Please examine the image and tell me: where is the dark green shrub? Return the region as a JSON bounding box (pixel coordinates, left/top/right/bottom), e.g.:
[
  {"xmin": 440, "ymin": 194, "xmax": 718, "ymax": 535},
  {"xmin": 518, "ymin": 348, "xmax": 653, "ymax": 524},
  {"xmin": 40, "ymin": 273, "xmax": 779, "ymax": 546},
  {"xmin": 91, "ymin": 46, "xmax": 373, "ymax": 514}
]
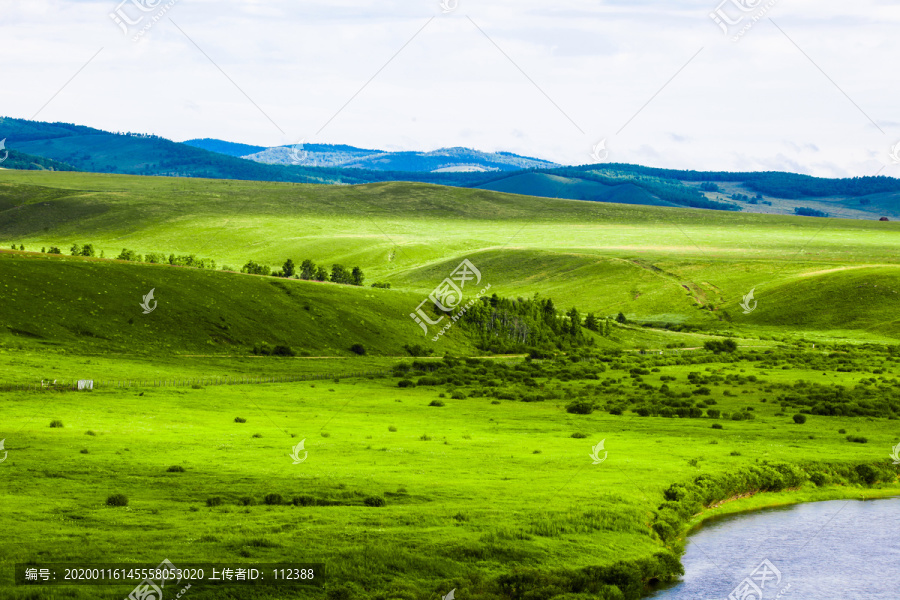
[
  {"xmin": 238, "ymin": 496, "xmax": 257, "ymax": 506},
  {"xmin": 706, "ymin": 409, "xmax": 721, "ymax": 419},
  {"xmin": 234, "ymin": 417, "xmax": 246, "ymax": 423},
  {"xmin": 49, "ymin": 420, "xmax": 64, "ymax": 428},
  {"xmin": 451, "ymin": 391, "xmax": 466, "ymax": 400},
  {"xmin": 292, "ymin": 495, "xmax": 316, "ymax": 506},
  {"xmin": 167, "ymin": 465, "xmax": 186, "ymax": 472},
  {"xmin": 206, "ymin": 497, "xmax": 223, "ymax": 507},
  {"xmin": 571, "ymin": 433, "xmax": 588, "ymax": 439},
  {"xmin": 566, "ymin": 400, "xmax": 595, "ymax": 415},
  {"xmin": 809, "ymin": 472, "xmax": 827, "ymax": 487},
  {"xmin": 106, "ymin": 494, "xmax": 129, "ymax": 507},
  {"xmin": 429, "ymin": 400, "xmax": 445, "ymax": 407},
  {"xmin": 264, "ymin": 493, "xmax": 284, "ymax": 505},
  {"xmin": 350, "ymin": 344, "xmax": 366, "ymax": 355},
  {"xmin": 398, "ymin": 379, "xmax": 414, "ymax": 388},
  {"xmin": 792, "ymin": 414, "xmax": 807, "ymax": 424},
  {"xmin": 711, "ymin": 423, "xmax": 723, "ymax": 429},
  {"xmin": 363, "ymin": 496, "xmax": 386, "ymax": 507},
  {"xmin": 846, "ymin": 435, "xmax": 868, "ymax": 443}
]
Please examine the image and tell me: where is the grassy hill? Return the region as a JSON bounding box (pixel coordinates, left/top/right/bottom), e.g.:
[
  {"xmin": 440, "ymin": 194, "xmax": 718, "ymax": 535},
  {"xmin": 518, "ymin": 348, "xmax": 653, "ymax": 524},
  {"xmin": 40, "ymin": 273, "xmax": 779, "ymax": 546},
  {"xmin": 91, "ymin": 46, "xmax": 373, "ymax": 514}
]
[
  {"xmin": 2, "ymin": 170, "xmax": 899, "ymax": 342},
  {"xmin": 0, "ymin": 250, "xmax": 479, "ymax": 357}
]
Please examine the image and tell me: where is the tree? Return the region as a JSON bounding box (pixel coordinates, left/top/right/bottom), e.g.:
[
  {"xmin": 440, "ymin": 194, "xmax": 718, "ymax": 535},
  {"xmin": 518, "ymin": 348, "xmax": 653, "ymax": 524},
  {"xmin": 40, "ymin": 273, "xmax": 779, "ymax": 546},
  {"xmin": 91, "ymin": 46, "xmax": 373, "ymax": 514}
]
[
  {"xmin": 48, "ymin": 246, "xmax": 62, "ymax": 254},
  {"xmin": 70, "ymin": 244, "xmax": 82, "ymax": 256},
  {"xmin": 80, "ymin": 244, "xmax": 95, "ymax": 257},
  {"xmin": 314, "ymin": 266, "xmax": 329, "ymax": 281},
  {"xmin": 41, "ymin": 247, "xmax": 46, "ymax": 253},
  {"xmin": 566, "ymin": 307, "xmax": 582, "ymax": 334},
  {"xmin": 117, "ymin": 249, "xmax": 142, "ymax": 262},
  {"xmin": 584, "ymin": 313, "xmax": 599, "ymax": 332},
  {"xmin": 792, "ymin": 414, "xmax": 807, "ymax": 424},
  {"xmin": 19, "ymin": 244, "xmax": 24, "ymax": 251},
  {"xmin": 616, "ymin": 312, "xmax": 627, "ymax": 324},
  {"xmin": 330, "ymin": 264, "xmax": 350, "ymax": 284},
  {"xmin": 300, "ymin": 259, "xmax": 316, "ymax": 280},
  {"xmin": 241, "ymin": 260, "xmax": 270, "ymax": 276},
  {"xmin": 282, "ymin": 258, "xmax": 296, "ymax": 278},
  {"xmin": 351, "ymin": 266, "xmax": 364, "ymax": 286}
]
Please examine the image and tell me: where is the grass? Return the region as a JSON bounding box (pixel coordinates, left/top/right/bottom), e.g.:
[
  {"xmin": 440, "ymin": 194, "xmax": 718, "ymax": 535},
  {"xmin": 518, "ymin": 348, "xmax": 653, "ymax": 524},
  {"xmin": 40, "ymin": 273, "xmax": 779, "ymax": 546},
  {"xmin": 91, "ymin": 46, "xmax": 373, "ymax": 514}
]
[
  {"xmin": 1, "ymin": 353, "xmax": 898, "ymax": 598},
  {"xmin": 1, "ymin": 170, "xmax": 899, "ymax": 599}
]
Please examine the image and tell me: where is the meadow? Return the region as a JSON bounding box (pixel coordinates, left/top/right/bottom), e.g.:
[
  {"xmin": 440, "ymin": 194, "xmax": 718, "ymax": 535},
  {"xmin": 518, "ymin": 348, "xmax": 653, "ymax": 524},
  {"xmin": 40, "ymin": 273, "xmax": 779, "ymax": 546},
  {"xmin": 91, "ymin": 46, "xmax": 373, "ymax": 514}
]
[{"xmin": 0, "ymin": 170, "xmax": 898, "ymax": 599}]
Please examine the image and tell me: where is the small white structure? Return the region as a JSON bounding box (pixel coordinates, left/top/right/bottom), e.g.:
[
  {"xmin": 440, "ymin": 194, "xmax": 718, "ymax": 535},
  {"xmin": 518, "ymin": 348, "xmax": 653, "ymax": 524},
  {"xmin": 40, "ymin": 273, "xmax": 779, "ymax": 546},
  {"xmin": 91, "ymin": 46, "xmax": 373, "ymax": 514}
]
[{"xmin": 77, "ymin": 380, "xmax": 94, "ymax": 391}]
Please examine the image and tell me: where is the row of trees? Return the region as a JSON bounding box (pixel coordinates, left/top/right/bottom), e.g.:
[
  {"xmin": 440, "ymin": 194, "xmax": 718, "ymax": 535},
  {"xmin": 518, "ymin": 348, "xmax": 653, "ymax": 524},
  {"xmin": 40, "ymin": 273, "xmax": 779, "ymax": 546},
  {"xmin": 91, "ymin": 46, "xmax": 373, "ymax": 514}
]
[
  {"xmin": 243, "ymin": 258, "xmax": 366, "ymax": 286},
  {"xmin": 9, "ymin": 243, "xmax": 385, "ymax": 288}
]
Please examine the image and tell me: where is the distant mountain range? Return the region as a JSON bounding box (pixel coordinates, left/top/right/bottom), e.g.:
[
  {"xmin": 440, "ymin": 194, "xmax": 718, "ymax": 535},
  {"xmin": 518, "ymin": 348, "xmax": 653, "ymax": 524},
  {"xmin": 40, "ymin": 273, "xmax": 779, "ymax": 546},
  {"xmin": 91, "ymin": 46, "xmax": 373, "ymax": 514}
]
[
  {"xmin": 2, "ymin": 116, "xmax": 899, "ymax": 220},
  {"xmin": 183, "ymin": 139, "xmax": 559, "ymax": 172}
]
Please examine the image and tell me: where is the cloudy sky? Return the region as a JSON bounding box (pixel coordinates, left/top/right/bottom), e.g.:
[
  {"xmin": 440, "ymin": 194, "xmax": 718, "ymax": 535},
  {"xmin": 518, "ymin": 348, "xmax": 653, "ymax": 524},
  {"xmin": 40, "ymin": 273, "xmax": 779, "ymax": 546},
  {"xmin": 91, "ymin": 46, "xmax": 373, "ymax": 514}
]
[{"xmin": 3, "ymin": 0, "xmax": 898, "ymax": 176}]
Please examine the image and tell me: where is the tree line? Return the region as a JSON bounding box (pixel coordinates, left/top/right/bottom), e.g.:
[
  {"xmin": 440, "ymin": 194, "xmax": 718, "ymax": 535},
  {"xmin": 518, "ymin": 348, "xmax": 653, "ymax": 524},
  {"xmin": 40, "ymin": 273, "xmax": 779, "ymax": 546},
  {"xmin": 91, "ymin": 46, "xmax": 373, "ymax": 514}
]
[{"xmin": 11, "ymin": 244, "xmax": 381, "ymax": 287}]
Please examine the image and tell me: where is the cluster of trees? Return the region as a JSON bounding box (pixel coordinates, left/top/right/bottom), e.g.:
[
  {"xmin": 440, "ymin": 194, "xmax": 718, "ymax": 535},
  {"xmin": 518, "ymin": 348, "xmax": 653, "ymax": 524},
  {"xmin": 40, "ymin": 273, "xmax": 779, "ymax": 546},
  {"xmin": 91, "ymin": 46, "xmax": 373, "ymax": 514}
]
[
  {"xmin": 794, "ymin": 207, "xmax": 828, "ymax": 217},
  {"xmin": 433, "ymin": 293, "xmax": 618, "ymax": 353},
  {"xmin": 244, "ymin": 258, "xmax": 366, "ymax": 286}
]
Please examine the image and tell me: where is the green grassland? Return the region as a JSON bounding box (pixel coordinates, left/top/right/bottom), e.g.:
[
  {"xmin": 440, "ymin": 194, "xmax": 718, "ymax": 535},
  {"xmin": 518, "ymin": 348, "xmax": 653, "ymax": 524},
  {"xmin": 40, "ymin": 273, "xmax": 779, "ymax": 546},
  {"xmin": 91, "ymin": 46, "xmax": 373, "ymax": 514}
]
[
  {"xmin": 2, "ymin": 171, "xmax": 899, "ymax": 344},
  {"xmin": 2, "ymin": 351, "xmax": 898, "ymax": 599},
  {"xmin": 1, "ymin": 170, "xmax": 899, "ymax": 600}
]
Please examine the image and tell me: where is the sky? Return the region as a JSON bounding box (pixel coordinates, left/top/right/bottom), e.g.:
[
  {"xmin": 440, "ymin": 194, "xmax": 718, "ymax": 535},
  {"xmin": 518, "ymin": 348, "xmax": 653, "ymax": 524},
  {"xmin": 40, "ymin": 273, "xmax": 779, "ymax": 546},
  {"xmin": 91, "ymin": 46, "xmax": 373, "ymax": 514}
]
[{"xmin": 2, "ymin": 0, "xmax": 899, "ymax": 176}]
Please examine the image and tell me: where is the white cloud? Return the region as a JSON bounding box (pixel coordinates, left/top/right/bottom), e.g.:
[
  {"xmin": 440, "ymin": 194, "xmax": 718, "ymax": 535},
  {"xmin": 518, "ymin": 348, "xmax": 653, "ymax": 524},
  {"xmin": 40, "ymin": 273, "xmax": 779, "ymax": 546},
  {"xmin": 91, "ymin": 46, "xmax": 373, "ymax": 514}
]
[{"xmin": 0, "ymin": 0, "xmax": 897, "ymax": 176}]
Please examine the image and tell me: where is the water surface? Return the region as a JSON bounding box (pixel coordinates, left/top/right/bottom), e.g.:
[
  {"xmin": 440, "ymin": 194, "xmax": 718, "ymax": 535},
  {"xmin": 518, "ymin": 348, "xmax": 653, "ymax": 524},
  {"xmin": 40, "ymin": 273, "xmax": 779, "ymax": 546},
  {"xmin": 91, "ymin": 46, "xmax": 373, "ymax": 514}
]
[{"xmin": 648, "ymin": 498, "xmax": 900, "ymax": 599}]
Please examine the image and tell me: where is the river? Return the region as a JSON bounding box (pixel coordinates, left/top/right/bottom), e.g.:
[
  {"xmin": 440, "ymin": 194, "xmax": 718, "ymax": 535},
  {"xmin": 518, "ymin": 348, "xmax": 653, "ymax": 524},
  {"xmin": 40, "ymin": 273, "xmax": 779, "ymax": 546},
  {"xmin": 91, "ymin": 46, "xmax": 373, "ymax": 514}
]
[{"xmin": 648, "ymin": 498, "xmax": 900, "ymax": 600}]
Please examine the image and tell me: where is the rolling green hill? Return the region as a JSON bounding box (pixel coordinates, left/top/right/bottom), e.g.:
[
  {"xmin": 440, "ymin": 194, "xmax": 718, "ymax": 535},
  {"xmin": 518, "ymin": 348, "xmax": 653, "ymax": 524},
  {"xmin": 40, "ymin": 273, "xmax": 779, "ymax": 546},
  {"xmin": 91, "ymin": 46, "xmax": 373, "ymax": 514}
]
[
  {"xmin": 0, "ymin": 250, "xmax": 479, "ymax": 356},
  {"xmin": 1, "ymin": 170, "xmax": 899, "ymax": 344}
]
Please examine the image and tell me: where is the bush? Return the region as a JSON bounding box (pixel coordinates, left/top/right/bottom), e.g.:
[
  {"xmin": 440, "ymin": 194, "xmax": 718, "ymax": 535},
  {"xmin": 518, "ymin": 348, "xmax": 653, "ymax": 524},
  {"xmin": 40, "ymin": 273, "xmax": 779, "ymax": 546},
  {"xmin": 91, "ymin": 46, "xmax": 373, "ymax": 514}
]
[
  {"xmin": 388, "ymin": 426, "xmax": 397, "ymax": 432},
  {"xmin": 272, "ymin": 345, "xmax": 295, "ymax": 357},
  {"xmin": 166, "ymin": 465, "xmax": 186, "ymax": 473},
  {"xmin": 706, "ymin": 409, "xmax": 721, "ymax": 419},
  {"xmin": 85, "ymin": 430, "xmax": 96, "ymax": 436},
  {"xmin": 711, "ymin": 423, "xmax": 723, "ymax": 429},
  {"xmin": 106, "ymin": 494, "xmax": 129, "ymax": 507},
  {"xmin": 80, "ymin": 449, "xmax": 89, "ymax": 454},
  {"xmin": 238, "ymin": 496, "xmax": 257, "ymax": 506},
  {"xmin": 363, "ymin": 496, "xmax": 386, "ymax": 507},
  {"xmin": 206, "ymin": 497, "xmax": 223, "ymax": 507},
  {"xmin": 429, "ymin": 400, "xmax": 445, "ymax": 407},
  {"xmin": 349, "ymin": 343, "xmax": 366, "ymax": 355},
  {"xmin": 731, "ymin": 413, "xmax": 744, "ymax": 421},
  {"xmin": 49, "ymin": 420, "xmax": 64, "ymax": 428},
  {"xmin": 810, "ymin": 472, "xmax": 827, "ymax": 487},
  {"xmin": 234, "ymin": 417, "xmax": 246, "ymax": 423},
  {"xmin": 792, "ymin": 414, "xmax": 807, "ymax": 424},
  {"xmin": 451, "ymin": 391, "xmax": 467, "ymax": 400},
  {"xmin": 566, "ymin": 400, "xmax": 595, "ymax": 415},
  {"xmin": 704, "ymin": 339, "xmax": 738, "ymax": 353},
  {"xmin": 846, "ymin": 435, "xmax": 868, "ymax": 444},
  {"xmin": 264, "ymin": 493, "xmax": 284, "ymax": 505},
  {"xmin": 571, "ymin": 432, "xmax": 588, "ymax": 439},
  {"xmin": 397, "ymin": 379, "xmax": 414, "ymax": 388}
]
